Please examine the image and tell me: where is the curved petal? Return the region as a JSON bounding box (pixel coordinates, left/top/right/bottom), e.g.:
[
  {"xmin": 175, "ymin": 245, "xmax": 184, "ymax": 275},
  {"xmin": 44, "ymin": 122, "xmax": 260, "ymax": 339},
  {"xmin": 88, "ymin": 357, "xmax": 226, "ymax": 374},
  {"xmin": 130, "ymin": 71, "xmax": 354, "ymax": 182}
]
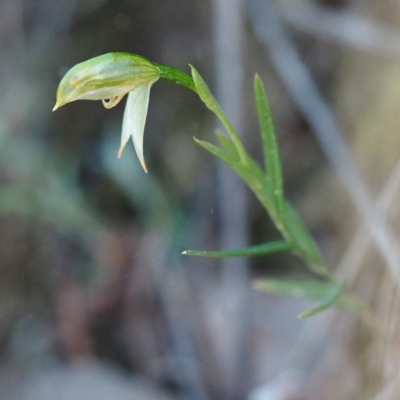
[
  {"xmin": 102, "ymin": 94, "xmax": 126, "ymax": 109},
  {"xmin": 119, "ymin": 81, "xmax": 156, "ymax": 172}
]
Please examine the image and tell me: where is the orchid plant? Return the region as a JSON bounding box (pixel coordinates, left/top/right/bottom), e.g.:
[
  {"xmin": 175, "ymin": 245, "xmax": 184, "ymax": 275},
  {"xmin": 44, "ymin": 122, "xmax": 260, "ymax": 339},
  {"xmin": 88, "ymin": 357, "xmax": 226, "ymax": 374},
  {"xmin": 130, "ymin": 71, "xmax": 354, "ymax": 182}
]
[{"xmin": 53, "ymin": 52, "xmax": 366, "ymax": 319}]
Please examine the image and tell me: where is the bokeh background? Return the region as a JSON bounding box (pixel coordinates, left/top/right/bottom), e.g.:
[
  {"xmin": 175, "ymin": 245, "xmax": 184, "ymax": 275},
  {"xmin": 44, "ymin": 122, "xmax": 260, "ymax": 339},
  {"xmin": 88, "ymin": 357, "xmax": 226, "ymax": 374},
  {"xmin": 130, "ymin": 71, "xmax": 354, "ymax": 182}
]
[{"xmin": 2, "ymin": 0, "xmax": 400, "ymax": 399}]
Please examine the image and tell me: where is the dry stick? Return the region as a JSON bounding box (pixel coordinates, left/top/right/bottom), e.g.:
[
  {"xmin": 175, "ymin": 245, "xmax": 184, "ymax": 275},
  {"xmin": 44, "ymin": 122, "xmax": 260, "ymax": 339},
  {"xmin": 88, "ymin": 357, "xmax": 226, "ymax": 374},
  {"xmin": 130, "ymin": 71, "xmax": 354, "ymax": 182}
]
[
  {"xmin": 336, "ymin": 159, "xmax": 400, "ymax": 367},
  {"xmin": 337, "ymin": 158, "xmax": 400, "ymax": 384},
  {"xmin": 246, "ymin": 0, "xmax": 400, "ymax": 385},
  {"xmin": 336, "ymin": 157, "xmax": 400, "ymax": 279},
  {"xmin": 382, "ymin": 276, "xmax": 400, "ymax": 379},
  {"xmin": 247, "ymin": 0, "xmax": 400, "ymax": 285},
  {"xmin": 279, "ymin": 0, "xmax": 400, "ymax": 58},
  {"xmin": 211, "ymin": 1, "xmax": 251, "ymax": 397},
  {"xmin": 136, "ymin": 232, "xmax": 210, "ymax": 400},
  {"xmin": 371, "ymin": 374, "xmax": 400, "ymax": 400},
  {"xmin": 279, "ymin": 158, "xmax": 400, "ymax": 395}
]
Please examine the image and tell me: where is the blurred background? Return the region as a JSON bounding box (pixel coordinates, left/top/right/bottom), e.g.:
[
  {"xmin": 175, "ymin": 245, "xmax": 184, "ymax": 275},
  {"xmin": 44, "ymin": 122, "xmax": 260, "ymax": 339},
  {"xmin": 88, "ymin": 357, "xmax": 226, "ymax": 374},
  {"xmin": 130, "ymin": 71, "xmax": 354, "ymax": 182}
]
[{"xmin": 2, "ymin": 0, "xmax": 400, "ymax": 399}]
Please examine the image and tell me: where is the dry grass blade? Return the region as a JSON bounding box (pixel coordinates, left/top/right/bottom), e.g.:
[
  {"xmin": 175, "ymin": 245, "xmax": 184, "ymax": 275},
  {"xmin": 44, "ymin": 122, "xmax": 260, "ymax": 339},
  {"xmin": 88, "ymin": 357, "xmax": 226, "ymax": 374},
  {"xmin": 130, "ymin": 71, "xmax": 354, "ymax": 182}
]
[{"xmin": 246, "ymin": 0, "xmax": 400, "ymax": 285}]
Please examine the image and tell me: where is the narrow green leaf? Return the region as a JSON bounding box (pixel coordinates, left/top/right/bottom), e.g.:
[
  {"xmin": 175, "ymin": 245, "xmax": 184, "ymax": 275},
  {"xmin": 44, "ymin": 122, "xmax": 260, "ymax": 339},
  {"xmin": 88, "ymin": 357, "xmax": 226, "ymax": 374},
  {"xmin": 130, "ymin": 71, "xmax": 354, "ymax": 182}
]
[
  {"xmin": 194, "ymin": 138, "xmax": 272, "ymax": 197},
  {"xmin": 215, "ymin": 129, "xmax": 238, "ymax": 157},
  {"xmin": 282, "ymin": 201, "xmax": 328, "ymax": 276},
  {"xmin": 193, "ymin": 137, "xmax": 284, "ymax": 230},
  {"xmin": 194, "ymin": 138, "xmax": 255, "ymax": 180},
  {"xmin": 194, "ymin": 138, "xmax": 329, "ymax": 279},
  {"xmin": 190, "ymin": 65, "xmax": 248, "ymax": 166},
  {"xmin": 183, "ymin": 240, "xmax": 294, "ymax": 258},
  {"xmin": 254, "ymin": 277, "xmax": 363, "ymax": 317},
  {"xmin": 254, "ymin": 277, "xmax": 334, "ymax": 300},
  {"xmin": 189, "ymin": 65, "xmax": 218, "ymax": 113},
  {"xmin": 298, "ymin": 283, "xmax": 343, "ymax": 318},
  {"xmin": 254, "ymin": 74, "xmax": 284, "ymax": 212}
]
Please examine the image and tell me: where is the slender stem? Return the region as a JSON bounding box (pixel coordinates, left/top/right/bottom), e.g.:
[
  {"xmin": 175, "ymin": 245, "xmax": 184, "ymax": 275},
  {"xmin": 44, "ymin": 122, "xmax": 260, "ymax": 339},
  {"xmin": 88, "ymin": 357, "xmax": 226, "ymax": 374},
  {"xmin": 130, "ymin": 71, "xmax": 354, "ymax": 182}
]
[
  {"xmin": 159, "ymin": 64, "xmax": 248, "ymax": 165},
  {"xmin": 190, "ymin": 65, "xmax": 249, "ymax": 166},
  {"xmin": 158, "ymin": 65, "xmax": 197, "ymax": 93},
  {"xmin": 240, "ymin": 171, "xmax": 335, "ymax": 280},
  {"xmin": 163, "ymin": 62, "xmax": 333, "ymax": 280},
  {"xmin": 213, "ymin": 103, "xmax": 249, "ymax": 166}
]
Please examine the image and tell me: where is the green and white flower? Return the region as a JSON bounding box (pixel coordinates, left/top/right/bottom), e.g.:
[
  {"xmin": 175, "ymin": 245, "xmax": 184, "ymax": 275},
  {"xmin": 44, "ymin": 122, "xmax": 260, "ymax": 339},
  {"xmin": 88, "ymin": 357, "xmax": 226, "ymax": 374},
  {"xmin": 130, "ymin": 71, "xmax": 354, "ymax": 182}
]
[
  {"xmin": 53, "ymin": 52, "xmax": 160, "ymax": 172},
  {"xmin": 54, "ymin": 52, "xmax": 197, "ymax": 172}
]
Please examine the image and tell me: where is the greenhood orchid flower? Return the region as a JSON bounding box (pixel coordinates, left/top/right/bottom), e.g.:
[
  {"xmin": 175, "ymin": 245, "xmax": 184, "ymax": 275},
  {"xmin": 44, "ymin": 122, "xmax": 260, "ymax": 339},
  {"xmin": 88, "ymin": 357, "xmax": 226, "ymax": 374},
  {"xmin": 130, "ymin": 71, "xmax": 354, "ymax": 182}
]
[
  {"xmin": 53, "ymin": 53, "xmax": 161, "ymax": 172},
  {"xmin": 53, "ymin": 52, "xmax": 197, "ymax": 172}
]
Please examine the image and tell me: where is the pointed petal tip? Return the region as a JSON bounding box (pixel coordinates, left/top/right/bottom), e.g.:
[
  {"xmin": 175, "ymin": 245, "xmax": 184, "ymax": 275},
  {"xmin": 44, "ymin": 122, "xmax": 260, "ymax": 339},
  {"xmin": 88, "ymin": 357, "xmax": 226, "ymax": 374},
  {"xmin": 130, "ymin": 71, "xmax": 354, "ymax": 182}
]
[
  {"xmin": 117, "ymin": 146, "xmax": 125, "ymax": 158},
  {"xmin": 52, "ymin": 104, "xmax": 59, "ymax": 111},
  {"xmin": 141, "ymin": 159, "xmax": 148, "ymax": 173},
  {"xmin": 118, "ymin": 146, "xmax": 148, "ymax": 172}
]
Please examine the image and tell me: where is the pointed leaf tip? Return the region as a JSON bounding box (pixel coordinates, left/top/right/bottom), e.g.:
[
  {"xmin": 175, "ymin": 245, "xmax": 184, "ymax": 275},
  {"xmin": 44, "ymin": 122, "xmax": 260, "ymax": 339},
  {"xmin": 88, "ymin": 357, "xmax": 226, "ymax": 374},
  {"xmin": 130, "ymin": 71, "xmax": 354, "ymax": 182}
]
[
  {"xmin": 254, "ymin": 74, "xmax": 284, "ymax": 213},
  {"xmin": 183, "ymin": 241, "xmax": 293, "ymax": 258}
]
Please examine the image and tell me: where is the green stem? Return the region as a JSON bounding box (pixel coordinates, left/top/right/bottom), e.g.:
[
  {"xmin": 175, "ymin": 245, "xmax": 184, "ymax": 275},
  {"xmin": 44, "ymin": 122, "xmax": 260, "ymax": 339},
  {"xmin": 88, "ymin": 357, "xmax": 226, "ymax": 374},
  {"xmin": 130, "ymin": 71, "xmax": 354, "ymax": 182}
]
[
  {"xmin": 158, "ymin": 65, "xmax": 197, "ymax": 93},
  {"xmin": 244, "ymin": 176, "xmax": 335, "ymax": 281},
  {"xmin": 213, "ymin": 104, "xmax": 249, "ymax": 166},
  {"xmin": 189, "ymin": 65, "xmax": 249, "ymax": 166}
]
